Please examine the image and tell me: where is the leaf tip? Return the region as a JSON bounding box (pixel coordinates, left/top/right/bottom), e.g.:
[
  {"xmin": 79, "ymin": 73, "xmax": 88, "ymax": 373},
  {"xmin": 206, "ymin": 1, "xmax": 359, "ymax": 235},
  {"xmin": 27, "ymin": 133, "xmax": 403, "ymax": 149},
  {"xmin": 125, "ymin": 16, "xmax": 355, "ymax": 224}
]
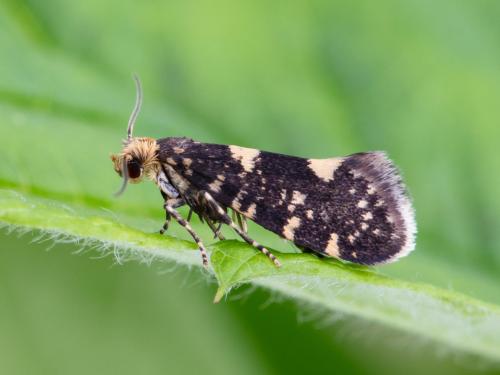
[{"xmin": 213, "ymin": 288, "xmax": 225, "ymax": 304}]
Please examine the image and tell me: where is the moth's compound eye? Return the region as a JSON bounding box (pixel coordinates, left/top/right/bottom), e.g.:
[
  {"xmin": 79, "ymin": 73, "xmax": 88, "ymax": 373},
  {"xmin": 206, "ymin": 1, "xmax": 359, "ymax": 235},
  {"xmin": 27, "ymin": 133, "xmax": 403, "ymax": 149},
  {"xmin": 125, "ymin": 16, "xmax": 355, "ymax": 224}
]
[{"xmin": 127, "ymin": 159, "xmax": 142, "ymax": 179}]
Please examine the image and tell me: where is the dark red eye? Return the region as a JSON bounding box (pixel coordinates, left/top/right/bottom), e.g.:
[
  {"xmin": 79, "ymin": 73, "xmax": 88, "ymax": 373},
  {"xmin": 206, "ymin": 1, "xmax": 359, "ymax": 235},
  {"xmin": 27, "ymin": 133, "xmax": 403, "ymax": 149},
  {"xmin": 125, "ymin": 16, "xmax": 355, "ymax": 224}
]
[{"xmin": 127, "ymin": 160, "xmax": 142, "ymax": 179}]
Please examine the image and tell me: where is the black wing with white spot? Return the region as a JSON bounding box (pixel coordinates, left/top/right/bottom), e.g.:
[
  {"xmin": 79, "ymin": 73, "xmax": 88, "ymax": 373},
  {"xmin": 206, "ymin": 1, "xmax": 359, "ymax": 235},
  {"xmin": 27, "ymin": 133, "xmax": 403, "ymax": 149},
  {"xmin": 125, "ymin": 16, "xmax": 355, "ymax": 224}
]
[{"xmin": 157, "ymin": 137, "xmax": 416, "ymax": 265}]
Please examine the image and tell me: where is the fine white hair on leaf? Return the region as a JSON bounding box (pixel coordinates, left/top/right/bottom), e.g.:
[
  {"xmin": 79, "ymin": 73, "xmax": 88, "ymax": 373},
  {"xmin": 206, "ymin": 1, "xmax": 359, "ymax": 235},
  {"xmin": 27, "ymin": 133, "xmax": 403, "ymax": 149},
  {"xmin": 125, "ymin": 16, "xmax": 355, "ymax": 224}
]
[
  {"xmin": 226, "ymin": 284, "xmax": 259, "ymax": 303},
  {"xmin": 0, "ymin": 222, "xmax": 204, "ymax": 271}
]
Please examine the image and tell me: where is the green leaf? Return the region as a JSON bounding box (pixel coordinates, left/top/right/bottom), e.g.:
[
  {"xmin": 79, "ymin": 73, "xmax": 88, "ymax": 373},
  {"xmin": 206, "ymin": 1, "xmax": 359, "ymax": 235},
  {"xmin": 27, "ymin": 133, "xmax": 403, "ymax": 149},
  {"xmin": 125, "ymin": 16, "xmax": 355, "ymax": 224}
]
[
  {"xmin": 0, "ymin": 190, "xmax": 200, "ymax": 266},
  {"xmin": 2, "ymin": 189, "xmax": 500, "ymax": 362},
  {"xmin": 3, "ymin": 2, "xmax": 500, "ymax": 371}
]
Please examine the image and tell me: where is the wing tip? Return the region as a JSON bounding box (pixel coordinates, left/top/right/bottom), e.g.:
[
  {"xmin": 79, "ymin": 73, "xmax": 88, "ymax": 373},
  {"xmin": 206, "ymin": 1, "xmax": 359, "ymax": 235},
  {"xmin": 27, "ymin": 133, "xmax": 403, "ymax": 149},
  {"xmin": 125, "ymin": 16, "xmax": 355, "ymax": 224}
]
[{"xmin": 345, "ymin": 151, "xmax": 417, "ymax": 263}]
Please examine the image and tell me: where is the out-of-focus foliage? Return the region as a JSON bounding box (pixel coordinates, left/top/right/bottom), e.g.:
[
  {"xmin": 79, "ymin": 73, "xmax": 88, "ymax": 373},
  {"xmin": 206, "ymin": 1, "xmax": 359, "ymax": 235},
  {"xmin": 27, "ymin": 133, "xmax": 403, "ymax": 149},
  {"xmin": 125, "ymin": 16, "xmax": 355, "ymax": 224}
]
[{"xmin": 1, "ymin": 1, "xmax": 500, "ymax": 374}]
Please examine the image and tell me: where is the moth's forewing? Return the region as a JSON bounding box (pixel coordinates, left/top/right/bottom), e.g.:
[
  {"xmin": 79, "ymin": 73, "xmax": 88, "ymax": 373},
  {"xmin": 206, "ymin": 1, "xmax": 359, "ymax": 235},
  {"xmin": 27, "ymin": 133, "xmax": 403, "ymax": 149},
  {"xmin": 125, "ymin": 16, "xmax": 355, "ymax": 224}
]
[{"xmin": 158, "ymin": 137, "xmax": 416, "ymax": 265}]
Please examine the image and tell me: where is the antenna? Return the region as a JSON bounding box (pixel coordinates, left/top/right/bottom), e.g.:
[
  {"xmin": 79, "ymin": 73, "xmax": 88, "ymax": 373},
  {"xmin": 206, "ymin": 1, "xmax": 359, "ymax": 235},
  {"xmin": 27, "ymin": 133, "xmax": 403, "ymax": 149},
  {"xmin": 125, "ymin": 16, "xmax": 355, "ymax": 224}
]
[
  {"xmin": 115, "ymin": 75, "xmax": 143, "ymax": 196},
  {"xmin": 127, "ymin": 74, "xmax": 143, "ymax": 141}
]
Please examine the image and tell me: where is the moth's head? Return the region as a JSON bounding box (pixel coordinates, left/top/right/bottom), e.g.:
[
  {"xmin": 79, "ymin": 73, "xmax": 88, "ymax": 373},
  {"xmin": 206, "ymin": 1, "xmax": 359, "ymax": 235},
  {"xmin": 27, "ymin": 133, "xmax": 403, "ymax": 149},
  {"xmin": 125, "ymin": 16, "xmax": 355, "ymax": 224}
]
[
  {"xmin": 111, "ymin": 76, "xmax": 160, "ymax": 196},
  {"xmin": 111, "ymin": 137, "xmax": 159, "ymax": 179}
]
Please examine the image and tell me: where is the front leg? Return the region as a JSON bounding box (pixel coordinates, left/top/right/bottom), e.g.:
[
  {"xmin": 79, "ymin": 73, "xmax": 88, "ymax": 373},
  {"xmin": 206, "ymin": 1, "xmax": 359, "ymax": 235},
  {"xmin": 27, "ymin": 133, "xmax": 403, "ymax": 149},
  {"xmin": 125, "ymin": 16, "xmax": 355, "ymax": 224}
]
[
  {"xmin": 157, "ymin": 169, "xmax": 182, "ymax": 235},
  {"xmin": 159, "ymin": 197, "xmax": 185, "ymax": 234}
]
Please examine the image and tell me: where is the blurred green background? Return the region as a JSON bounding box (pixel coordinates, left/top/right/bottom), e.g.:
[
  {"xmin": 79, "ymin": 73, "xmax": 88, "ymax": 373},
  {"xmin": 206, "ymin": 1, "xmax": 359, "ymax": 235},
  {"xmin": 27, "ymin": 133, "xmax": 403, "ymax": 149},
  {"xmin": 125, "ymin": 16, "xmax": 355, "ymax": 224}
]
[{"xmin": 1, "ymin": 0, "xmax": 500, "ymax": 374}]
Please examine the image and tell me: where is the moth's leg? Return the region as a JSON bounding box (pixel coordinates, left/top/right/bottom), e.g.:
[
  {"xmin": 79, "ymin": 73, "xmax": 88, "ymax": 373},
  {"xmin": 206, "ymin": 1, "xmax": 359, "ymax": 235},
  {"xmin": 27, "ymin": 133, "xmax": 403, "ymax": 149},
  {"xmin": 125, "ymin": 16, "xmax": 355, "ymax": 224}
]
[
  {"xmin": 206, "ymin": 218, "xmax": 225, "ymax": 240},
  {"xmin": 164, "ymin": 204, "xmax": 209, "ymax": 268},
  {"xmin": 159, "ymin": 197, "xmax": 185, "ymax": 235},
  {"xmin": 186, "ymin": 207, "xmax": 193, "ymax": 222},
  {"xmin": 231, "ymin": 210, "xmax": 247, "ymax": 233},
  {"xmin": 237, "ymin": 212, "xmax": 248, "ymax": 233},
  {"xmin": 202, "ymin": 191, "xmax": 281, "ymax": 267},
  {"xmin": 159, "ymin": 211, "xmax": 171, "ymax": 235},
  {"xmin": 215, "ymin": 222, "xmax": 224, "ymax": 239}
]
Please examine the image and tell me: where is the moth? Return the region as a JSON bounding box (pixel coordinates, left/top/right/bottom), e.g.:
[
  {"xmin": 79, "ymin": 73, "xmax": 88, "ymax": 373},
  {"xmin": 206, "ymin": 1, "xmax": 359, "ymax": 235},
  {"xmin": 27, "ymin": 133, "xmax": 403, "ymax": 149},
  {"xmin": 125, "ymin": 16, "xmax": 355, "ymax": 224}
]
[{"xmin": 111, "ymin": 77, "xmax": 416, "ymax": 268}]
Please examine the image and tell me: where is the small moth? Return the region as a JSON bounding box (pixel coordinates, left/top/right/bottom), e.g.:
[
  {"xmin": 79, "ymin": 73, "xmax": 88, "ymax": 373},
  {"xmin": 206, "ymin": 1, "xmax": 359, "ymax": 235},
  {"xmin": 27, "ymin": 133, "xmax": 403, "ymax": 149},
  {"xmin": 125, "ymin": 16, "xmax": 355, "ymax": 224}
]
[{"xmin": 111, "ymin": 76, "xmax": 416, "ymax": 268}]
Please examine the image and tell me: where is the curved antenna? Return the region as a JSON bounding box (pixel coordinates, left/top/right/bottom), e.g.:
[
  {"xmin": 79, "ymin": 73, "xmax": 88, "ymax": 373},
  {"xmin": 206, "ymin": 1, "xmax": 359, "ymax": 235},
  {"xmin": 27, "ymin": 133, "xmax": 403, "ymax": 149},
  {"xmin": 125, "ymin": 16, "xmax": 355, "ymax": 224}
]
[
  {"xmin": 114, "ymin": 158, "xmax": 129, "ymax": 197},
  {"xmin": 127, "ymin": 74, "xmax": 143, "ymax": 141}
]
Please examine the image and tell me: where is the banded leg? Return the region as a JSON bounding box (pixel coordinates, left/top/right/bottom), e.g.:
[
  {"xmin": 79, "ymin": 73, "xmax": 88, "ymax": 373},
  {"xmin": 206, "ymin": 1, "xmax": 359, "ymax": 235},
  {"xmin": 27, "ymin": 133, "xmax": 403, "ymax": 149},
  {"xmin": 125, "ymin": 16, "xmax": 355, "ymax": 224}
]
[
  {"xmin": 164, "ymin": 204, "xmax": 209, "ymax": 268},
  {"xmin": 238, "ymin": 213, "xmax": 248, "ymax": 233},
  {"xmin": 159, "ymin": 197, "xmax": 184, "ymax": 235},
  {"xmin": 215, "ymin": 222, "xmax": 224, "ymax": 239},
  {"xmin": 232, "ymin": 211, "xmax": 247, "ymax": 233},
  {"xmin": 206, "ymin": 218, "xmax": 225, "ymax": 240},
  {"xmin": 202, "ymin": 191, "xmax": 281, "ymax": 267},
  {"xmin": 159, "ymin": 211, "xmax": 171, "ymax": 235}
]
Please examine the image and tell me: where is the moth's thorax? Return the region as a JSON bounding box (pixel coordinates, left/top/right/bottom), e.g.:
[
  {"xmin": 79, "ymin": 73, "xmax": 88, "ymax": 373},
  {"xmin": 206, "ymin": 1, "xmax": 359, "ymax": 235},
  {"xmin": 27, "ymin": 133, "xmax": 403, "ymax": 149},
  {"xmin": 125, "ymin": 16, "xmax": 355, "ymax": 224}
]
[
  {"xmin": 157, "ymin": 136, "xmax": 200, "ymax": 192},
  {"xmin": 156, "ymin": 136, "xmax": 214, "ymax": 209},
  {"xmin": 157, "ymin": 136, "xmax": 198, "ymax": 154},
  {"xmin": 110, "ymin": 137, "xmax": 161, "ymax": 183}
]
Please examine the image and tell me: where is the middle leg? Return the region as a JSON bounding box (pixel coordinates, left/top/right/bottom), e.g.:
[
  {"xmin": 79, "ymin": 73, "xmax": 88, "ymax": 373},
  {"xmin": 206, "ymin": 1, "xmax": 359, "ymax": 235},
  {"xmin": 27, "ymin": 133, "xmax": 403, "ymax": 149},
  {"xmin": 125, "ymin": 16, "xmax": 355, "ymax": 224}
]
[{"xmin": 201, "ymin": 191, "xmax": 281, "ymax": 267}]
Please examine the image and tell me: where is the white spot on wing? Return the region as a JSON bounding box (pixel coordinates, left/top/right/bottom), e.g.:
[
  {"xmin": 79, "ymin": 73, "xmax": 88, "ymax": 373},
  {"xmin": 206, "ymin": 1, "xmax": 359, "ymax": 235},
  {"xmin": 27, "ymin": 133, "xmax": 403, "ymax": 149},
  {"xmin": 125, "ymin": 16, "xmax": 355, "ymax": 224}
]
[
  {"xmin": 307, "ymin": 158, "xmax": 344, "ymax": 182},
  {"xmin": 280, "ymin": 189, "xmax": 287, "ymax": 201},
  {"xmin": 208, "ymin": 179, "xmax": 223, "ymax": 193},
  {"xmin": 231, "ymin": 191, "xmax": 246, "ymax": 212},
  {"xmin": 306, "ymin": 210, "xmax": 314, "ymax": 219},
  {"xmin": 282, "ymin": 217, "xmax": 301, "ymax": 241},
  {"xmin": 362, "ymin": 212, "xmax": 373, "ymax": 220},
  {"xmin": 357, "ymin": 199, "xmax": 368, "ymax": 208},
  {"xmin": 291, "ymin": 191, "xmax": 307, "ymax": 205},
  {"xmin": 229, "ymin": 145, "xmax": 260, "ymax": 172},
  {"xmin": 244, "ymin": 203, "xmax": 257, "ymax": 219},
  {"xmin": 325, "ymin": 233, "xmax": 340, "ymax": 257},
  {"xmin": 232, "ymin": 198, "xmax": 241, "ymax": 211}
]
